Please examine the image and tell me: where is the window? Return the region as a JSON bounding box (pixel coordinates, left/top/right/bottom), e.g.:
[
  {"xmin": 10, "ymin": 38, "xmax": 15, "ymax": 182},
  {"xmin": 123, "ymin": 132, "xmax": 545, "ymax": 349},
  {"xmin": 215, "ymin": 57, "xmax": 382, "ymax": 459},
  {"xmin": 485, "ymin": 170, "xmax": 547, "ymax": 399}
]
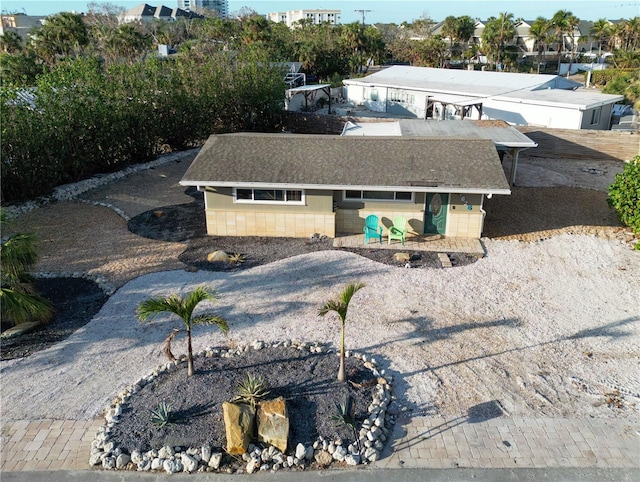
[
  {"xmin": 591, "ymin": 107, "xmax": 601, "ymax": 125},
  {"xmin": 344, "ymin": 190, "xmax": 413, "ymax": 202},
  {"xmin": 234, "ymin": 188, "xmax": 304, "ymax": 204}
]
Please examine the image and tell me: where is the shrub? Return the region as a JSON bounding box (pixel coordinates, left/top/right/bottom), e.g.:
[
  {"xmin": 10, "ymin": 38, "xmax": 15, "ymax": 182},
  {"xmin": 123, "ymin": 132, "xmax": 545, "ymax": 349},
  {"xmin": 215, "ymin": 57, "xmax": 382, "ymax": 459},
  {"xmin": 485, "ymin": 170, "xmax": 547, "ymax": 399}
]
[
  {"xmin": 607, "ymin": 156, "xmax": 640, "ymax": 247},
  {"xmin": 150, "ymin": 401, "xmax": 174, "ymax": 427},
  {"xmin": 233, "ymin": 373, "xmax": 270, "ymax": 410}
]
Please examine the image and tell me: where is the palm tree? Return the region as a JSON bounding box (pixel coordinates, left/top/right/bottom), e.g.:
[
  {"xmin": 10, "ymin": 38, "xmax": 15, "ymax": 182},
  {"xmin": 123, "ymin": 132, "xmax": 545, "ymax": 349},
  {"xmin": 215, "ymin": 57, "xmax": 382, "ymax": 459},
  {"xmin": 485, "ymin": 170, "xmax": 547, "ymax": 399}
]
[
  {"xmin": 455, "ymin": 16, "xmax": 476, "ymax": 66},
  {"xmin": 590, "ymin": 19, "xmax": 611, "ymax": 58},
  {"xmin": 318, "ymin": 282, "xmax": 365, "ymax": 382},
  {"xmin": 0, "ymin": 211, "xmax": 52, "ymax": 326},
  {"xmin": 482, "ymin": 12, "xmax": 516, "ymax": 71},
  {"xmin": 0, "ymin": 31, "xmax": 23, "ymax": 54},
  {"xmin": 137, "ymin": 286, "xmax": 229, "ymax": 377},
  {"xmin": 530, "ymin": 17, "xmax": 552, "ymax": 73},
  {"xmin": 551, "ymin": 10, "xmax": 576, "ymax": 74}
]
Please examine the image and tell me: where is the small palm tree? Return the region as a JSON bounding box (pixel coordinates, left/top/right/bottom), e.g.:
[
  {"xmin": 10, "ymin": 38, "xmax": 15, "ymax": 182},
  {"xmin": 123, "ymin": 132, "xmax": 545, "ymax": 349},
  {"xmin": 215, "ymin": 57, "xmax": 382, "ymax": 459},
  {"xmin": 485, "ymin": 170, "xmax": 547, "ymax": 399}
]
[
  {"xmin": 0, "ymin": 210, "xmax": 52, "ymax": 326},
  {"xmin": 137, "ymin": 286, "xmax": 229, "ymax": 377},
  {"xmin": 319, "ymin": 282, "xmax": 365, "ymax": 382}
]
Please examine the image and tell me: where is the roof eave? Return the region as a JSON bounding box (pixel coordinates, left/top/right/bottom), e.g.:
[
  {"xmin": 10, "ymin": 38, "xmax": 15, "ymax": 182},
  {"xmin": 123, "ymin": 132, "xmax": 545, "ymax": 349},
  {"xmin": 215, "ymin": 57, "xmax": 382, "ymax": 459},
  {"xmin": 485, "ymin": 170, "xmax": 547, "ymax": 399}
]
[{"xmin": 180, "ymin": 180, "xmax": 511, "ymax": 196}]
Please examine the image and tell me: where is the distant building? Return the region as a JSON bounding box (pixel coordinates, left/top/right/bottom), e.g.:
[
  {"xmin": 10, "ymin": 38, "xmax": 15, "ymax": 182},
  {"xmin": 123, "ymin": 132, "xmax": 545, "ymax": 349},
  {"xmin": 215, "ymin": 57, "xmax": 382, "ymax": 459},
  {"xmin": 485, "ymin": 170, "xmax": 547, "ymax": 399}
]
[
  {"xmin": 0, "ymin": 14, "xmax": 45, "ymax": 42},
  {"xmin": 266, "ymin": 9, "xmax": 341, "ymax": 28},
  {"xmin": 177, "ymin": 0, "xmax": 228, "ymax": 18},
  {"xmin": 119, "ymin": 3, "xmax": 204, "ymax": 23}
]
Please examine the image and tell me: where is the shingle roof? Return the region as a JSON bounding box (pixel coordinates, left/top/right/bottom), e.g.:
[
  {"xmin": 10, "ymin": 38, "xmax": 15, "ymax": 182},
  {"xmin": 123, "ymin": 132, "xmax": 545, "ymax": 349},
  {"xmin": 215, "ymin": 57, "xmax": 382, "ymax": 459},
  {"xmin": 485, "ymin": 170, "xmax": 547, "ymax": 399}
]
[{"xmin": 181, "ymin": 133, "xmax": 511, "ymax": 194}]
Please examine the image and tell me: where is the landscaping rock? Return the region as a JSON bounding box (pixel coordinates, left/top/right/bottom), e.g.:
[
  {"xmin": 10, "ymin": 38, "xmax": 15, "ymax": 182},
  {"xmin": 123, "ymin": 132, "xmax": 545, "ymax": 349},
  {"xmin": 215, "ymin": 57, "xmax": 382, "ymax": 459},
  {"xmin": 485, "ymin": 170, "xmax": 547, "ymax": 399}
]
[
  {"xmin": 208, "ymin": 452, "xmax": 222, "ymax": 469},
  {"xmin": 314, "ymin": 450, "xmax": 333, "ymax": 467},
  {"xmin": 295, "ymin": 443, "xmax": 306, "ymax": 460},
  {"xmin": 393, "ymin": 252, "xmax": 410, "ymax": 263},
  {"xmin": 223, "ymin": 401, "xmax": 255, "ymax": 455},
  {"xmin": 116, "ymin": 453, "xmax": 131, "ymax": 469},
  {"xmin": 257, "ymin": 397, "xmax": 289, "ymax": 453},
  {"xmin": 207, "ymin": 250, "xmax": 229, "ymax": 262},
  {"xmin": 181, "ymin": 453, "xmax": 198, "ymax": 473},
  {"xmin": 163, "ymin": 458, "xmax": 183, "ymax": 474}
]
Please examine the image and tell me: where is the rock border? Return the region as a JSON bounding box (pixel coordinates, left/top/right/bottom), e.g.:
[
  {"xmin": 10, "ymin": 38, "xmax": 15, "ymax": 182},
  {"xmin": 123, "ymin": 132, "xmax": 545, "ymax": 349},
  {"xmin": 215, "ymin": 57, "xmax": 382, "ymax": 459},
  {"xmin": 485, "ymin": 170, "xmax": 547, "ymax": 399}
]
[{"xmin": 89, "ymin": 340, "xmax": 395, "ymax": 474}]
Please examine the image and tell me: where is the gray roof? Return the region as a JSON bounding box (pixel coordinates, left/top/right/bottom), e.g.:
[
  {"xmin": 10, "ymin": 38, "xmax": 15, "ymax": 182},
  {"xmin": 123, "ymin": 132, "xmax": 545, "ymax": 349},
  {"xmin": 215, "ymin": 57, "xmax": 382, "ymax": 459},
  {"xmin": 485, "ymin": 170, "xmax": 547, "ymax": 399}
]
[
  {"xmin": 495, "ymin": 89, "xmax": 625, "ymax": 109},
  {"xmin": 343, "ymin": 119, "xmax": 537, "ymax": 149},
  {"xmin": 181, "ymin": 133, "xmax": 511, "ymax": 194},
  {"xmin": 343, "ymin": 66, "xmax": 581, "ymax": 97}
]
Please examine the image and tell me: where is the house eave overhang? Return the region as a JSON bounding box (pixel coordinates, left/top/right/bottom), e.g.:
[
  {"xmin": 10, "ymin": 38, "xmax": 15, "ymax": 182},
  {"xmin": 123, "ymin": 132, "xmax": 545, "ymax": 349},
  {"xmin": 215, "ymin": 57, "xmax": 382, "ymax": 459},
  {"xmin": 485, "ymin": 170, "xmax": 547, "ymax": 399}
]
[{"xmin": 179, "ymin": 180, "xmax": 511, "ymax": 196}]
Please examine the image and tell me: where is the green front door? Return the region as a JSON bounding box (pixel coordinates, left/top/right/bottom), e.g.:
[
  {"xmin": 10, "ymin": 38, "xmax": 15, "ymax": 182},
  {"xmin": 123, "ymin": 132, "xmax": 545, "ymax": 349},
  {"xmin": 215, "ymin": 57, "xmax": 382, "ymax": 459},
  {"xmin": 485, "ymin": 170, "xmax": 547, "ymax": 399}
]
[{"xmin": 424, "ymin": 193, "xmax": 448, "ymax": 234}]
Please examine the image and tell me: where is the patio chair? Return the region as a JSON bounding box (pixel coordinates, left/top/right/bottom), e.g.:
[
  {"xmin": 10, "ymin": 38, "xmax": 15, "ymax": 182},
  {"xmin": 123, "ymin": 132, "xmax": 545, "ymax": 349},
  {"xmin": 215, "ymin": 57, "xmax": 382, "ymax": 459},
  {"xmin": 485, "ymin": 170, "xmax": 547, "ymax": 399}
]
[
  {"xmin": 388, "ymin": 216, "xmax": 407, "ymax": 245},
  {"xmin": 363, "ymin": 215, "xmax": 383, "ymax": 244}
]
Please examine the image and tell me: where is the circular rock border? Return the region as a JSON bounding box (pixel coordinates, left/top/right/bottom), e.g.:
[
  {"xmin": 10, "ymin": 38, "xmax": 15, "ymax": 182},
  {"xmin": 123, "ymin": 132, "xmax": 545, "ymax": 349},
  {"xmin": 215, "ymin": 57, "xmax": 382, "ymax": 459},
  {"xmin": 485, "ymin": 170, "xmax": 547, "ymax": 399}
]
[{"xmin": 89, "ymin": 340, "xmax": 395, "ymax": 474}]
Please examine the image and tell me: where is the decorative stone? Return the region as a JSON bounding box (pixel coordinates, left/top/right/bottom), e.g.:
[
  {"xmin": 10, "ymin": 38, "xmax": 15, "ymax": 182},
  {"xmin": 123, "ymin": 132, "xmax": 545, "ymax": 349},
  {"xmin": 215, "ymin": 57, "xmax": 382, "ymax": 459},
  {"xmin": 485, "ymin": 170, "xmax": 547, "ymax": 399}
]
[
  {"xmin": 257, "ymin": 397, "xmax": 289, "ymax": 453},
  {"xmin": 393, "ymin": 252, "xmax": 410, "ymax": 263},
  {"xmin": 345, "ymin": 453, "xmax": 361, "ymax": 465},
  {"xmin": 158, "ymin": 446, "xmax": 174, "ymax": 458},
  {"xmin": 131, "ymin": 450, "xmax": 143, "ymax": 464},
  {"xmin": 208, "ymin": 452, "xmax": 222, "ymax": 469},
  {"xmin": 314, "ymin": 450, "xmax": 333, "ymax": 467},
  {"xmin": 295, "ymin": 443, "xmax": 306, "ymax": 460},
  {"xmin": 181, "ymin": 454, "xmax": 198, "ymax": 473},
  {"xmin": 246, "ymin": 459, "xmax": 258, "ymax": 474},
  {"xmin": 102, "ymin": 456, "xmax": 116, "ymax": 469},
  {"xmin": 151, "ymin": 458, "xmax": 163, "ymax": 470},
  {"xmin": 163, "ymin": 458, "xmax": 183, "ymax": 474},
  {"xmin": 201, "ymin": 446, "xmax": 211, "ymax": 464},
  {"xmin": 137, "ymin": 460, "xmax": 151, "ymax": 471},
  {"xmin": 0, "ymin": 321, "xmax": 41, "ymax": 339},
  {"xmin": 332, "ymin": 445, "xmax": 347, "ymax": 461},
  {"xmin": 207, "ymin": 250, "xmax": 229, "ymax": 262},
  {"xmin": 89, "ymin": 453, "xmax": 102, "ymax": 466},
  {"xmin": 222, "ymin": 401, "xmax": 255, "ymax": 455},
  {"xmin": 116, "ymin": 453, "xmax": 131, "ymax": 469}
]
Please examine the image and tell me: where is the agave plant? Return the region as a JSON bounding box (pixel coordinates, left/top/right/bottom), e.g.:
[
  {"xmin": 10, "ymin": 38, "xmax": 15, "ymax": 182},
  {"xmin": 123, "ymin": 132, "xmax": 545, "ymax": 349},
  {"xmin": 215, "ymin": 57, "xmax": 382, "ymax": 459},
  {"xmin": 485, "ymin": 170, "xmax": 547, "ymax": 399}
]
[
  {"xmin": 332, "ymin": 395, "xmax": 360, "ymax": 453},
  {"xmin": 150, "ymin": 401, "xmax": 174, "ymax": 428},
  {"xmin": 227, "ymin": 253, "xmax": 245, "ymax": 264},
  {"xmin": 232, "ymin": 372, "xmax": 270, "ymax": 410}
]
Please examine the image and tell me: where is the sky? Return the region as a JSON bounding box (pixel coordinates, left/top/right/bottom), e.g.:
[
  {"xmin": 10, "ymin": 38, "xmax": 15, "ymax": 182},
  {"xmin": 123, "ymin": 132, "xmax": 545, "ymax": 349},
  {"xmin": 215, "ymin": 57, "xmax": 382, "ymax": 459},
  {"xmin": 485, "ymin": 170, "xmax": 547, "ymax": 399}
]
[{"xmin": 1, "ymin": 0, "xmax": 638, "ymax": 23}]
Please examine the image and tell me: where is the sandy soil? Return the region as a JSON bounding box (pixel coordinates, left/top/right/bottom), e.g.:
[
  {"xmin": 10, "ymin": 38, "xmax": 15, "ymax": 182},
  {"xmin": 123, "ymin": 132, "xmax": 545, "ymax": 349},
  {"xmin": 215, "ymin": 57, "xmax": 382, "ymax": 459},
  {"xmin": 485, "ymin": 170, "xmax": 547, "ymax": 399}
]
[{"xmin": 1, "ymin": 151, "xmax": 638, "ymax": 425}]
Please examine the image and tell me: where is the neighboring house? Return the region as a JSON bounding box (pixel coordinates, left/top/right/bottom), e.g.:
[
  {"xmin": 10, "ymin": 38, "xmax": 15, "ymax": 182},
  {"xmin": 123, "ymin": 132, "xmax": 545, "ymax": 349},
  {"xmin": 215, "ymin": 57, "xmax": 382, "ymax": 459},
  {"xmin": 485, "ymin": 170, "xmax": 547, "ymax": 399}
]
[
  {"xmin": 342, "ymin": 65, "xmax": 624, "ymax": 129},
  {"xmin": 0, "ymin": 14, "xmax": 45, "ymax": 42},
  {"xmin": 266, "ymin": 9, "xmax": 341, "ymax": 28},
  {"xmin": 342, "ymin": 119, "xmax": 538, "ymax": 186},
  {"xmin": 119, "ymin": 4, "xmax": 203, "ymax": 23},
  {"xmin": 180, "ymin": 133, "xmax": 511, "ymax": 239},
  {"xmin": 178, "ymin": 0, "xmax": 228, "ymax": 18}
]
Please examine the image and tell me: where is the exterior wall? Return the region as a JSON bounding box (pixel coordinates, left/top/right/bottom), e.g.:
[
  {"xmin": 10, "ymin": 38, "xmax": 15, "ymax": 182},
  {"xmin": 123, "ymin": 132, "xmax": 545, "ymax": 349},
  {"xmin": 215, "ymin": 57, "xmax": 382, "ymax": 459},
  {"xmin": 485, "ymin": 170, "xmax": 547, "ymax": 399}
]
[
  {"xmin": 482, "ymin": 99, "xmax": 584, "ymax": 129},
  {"xmin": 579, "ymin": 103, "xmax": 615, "ymax": 130},
  {"xmin": 203, "ymin": 188, "xmax": 335, "ymax": 237},
  {"xmin": 446, "ymin": 193, "xmax": 485, "ymax": 238},
  {"xmin": 335, "ymin": 192, "xmax": 426, "ymax": 236}
]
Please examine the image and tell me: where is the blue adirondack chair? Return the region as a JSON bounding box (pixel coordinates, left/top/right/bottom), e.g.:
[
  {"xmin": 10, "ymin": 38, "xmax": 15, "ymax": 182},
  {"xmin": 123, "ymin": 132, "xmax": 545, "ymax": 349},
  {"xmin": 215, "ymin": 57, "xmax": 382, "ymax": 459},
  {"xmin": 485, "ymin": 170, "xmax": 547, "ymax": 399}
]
[
  {"xmin": 388, "ymin": 216, "xmax": 408, "ymax": 245},
  {"xmin": 363, "ymin": 215, "xmax": 383, "ymax": 244}
]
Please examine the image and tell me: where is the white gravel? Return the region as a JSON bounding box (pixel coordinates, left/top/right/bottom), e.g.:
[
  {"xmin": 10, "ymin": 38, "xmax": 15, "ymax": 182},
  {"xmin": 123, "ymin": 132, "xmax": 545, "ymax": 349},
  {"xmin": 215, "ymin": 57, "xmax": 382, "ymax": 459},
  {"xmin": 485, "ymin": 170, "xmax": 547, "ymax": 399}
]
[{"xmin": 2, "ymin": 234, "xmax": 638, "ymax": 421}]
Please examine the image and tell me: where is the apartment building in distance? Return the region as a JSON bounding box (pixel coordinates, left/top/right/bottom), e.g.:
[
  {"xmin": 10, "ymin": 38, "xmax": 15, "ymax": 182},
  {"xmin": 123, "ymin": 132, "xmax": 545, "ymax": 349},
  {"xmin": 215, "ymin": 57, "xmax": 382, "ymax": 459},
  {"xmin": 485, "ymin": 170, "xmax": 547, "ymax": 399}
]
[
  {"xmin": 177, "ymin": 0, "xmax": 228, "ymax": 18},
  {"xmin": 266, "ymin": 9, "xmax": 341, "ymax": 28}
]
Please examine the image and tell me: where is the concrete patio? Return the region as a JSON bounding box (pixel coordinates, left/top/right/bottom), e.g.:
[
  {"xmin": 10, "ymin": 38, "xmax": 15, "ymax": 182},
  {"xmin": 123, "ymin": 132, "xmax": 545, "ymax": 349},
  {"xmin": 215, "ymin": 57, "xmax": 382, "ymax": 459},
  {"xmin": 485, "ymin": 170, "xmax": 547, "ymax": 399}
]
[{"xmin": 333, "ymin": 233, "xmax": 485, "ymax": 256}]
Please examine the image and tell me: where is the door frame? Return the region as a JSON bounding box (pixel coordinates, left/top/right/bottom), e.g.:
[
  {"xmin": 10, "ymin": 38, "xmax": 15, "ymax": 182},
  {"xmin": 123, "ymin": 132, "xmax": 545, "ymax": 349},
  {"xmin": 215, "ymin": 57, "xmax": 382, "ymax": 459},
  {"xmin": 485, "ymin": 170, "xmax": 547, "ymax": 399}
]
[{"xmin": 424, "ymin": 192, "xmax": 448, "ymax": 235}]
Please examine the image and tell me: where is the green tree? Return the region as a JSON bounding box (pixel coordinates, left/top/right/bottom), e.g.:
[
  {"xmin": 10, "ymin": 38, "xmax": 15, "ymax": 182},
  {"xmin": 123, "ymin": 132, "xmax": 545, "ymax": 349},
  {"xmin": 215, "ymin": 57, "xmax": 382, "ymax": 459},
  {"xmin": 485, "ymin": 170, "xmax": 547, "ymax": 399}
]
[
  {"xmin": 607, "ymin": 156, "xmax": 640, "ymax": 246},
  {"xmin": 454, "ymin": 16, "xmax": 476, "ymax": 65},
  {"xmin": 530, "ymin": 17, "xmax": 552, "ymax": 73},
  {"xmin": 318, "ymin": 282, "xmax": 365, "ymax": 382},
  {"xmin": 137, "ymin": 286, "xmax": 229, "ymax": 377},
  {"xmin": 551, "ymin": 10, "xmax": 578, "ymax": 74},
  {"xmin": 0, "ymin": 31, "xmax": 23, "ymax": 54},
  {"xmin": 590, "ymin": 19, "xmax": 611, "ymax": 58},
  {"xmin": 0, "ymin": 211, "xmax": 53, "ymax": 326},
  {"xmin": 30, "ymin": 12, "xmax": 89, "ymax": 65},
  {"xmin": 482, "ymin": 13, "xmax": 516, "ymax": 70}
]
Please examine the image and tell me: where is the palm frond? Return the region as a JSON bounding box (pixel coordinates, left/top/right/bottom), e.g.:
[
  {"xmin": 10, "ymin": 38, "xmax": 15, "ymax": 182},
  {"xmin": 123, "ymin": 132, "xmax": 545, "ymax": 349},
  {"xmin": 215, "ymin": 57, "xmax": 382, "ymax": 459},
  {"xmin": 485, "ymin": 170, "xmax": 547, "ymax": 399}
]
[
  {"xmin": 1, "ymin": 233, "xmax": 40, "ymax": 285},
  {"xmin": 192, "ymin": 314, "xmax": 229, "ymax": 334},
  {"xmin": 162, "ymin": 328, "xmax": 179, "ymax": 362},
  {"xmin": 0, "ymin": 287, "xmax": 53, "ymax": 324}
]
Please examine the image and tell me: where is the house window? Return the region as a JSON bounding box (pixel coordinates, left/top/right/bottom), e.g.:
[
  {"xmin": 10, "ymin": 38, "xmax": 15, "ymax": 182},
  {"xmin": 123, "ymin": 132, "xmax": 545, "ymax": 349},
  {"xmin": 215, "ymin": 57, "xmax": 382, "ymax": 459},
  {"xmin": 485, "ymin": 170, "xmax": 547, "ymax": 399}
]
[
  {"xmin": 234, "ymin": 188, "xmax": 305, "ymax": 204},
  {"xmin": 344, "ymin": 190, "xmax": 413, "ymax": 202},
  {"xmin": 591, "ymin": 107, "xmax": 601, "ymax": 125}
]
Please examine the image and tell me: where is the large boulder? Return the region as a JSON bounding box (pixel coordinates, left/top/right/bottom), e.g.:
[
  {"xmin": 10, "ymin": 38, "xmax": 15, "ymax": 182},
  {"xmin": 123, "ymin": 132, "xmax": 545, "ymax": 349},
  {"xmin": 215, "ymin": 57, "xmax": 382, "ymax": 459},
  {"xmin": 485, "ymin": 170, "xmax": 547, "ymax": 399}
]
[
  {"xmin": 222, "ymin": 402, "xmax": 255, "ymax": 455},
  {"xmin": 1, "ymin": 321, "xmax": 41, "ymax": 339},
  {"xmin": 257, "ymin": 397, "xmax": 289, "ymax": 453}
]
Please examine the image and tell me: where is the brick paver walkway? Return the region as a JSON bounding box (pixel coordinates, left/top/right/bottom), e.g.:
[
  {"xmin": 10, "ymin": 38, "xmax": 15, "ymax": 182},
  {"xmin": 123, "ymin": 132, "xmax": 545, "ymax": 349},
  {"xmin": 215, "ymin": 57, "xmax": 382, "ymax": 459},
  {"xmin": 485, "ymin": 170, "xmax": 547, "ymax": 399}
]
[{"xmin": 1, "ymin": 415, "xmax": 637, "ymax": 472}]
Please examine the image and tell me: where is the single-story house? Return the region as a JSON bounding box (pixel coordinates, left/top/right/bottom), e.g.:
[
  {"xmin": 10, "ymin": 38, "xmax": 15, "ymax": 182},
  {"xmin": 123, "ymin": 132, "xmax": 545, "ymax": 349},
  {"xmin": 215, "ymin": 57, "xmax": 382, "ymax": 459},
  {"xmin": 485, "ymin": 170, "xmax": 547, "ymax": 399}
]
[
  {"xmin": 342, "ymin": 66, "xmax": 624, "ymax": 130},
  {"xmin": 180, "ymin": 133, "xmax": 511, "ymax": 239}
]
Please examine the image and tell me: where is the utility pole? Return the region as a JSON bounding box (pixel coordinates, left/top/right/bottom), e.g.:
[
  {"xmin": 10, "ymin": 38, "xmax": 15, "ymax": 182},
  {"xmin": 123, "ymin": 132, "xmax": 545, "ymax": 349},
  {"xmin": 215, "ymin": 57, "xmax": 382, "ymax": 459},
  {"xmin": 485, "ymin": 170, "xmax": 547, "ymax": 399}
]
[{"xmin": 354, "ymin": 9, "xmax": 371, "ymax": 26}]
